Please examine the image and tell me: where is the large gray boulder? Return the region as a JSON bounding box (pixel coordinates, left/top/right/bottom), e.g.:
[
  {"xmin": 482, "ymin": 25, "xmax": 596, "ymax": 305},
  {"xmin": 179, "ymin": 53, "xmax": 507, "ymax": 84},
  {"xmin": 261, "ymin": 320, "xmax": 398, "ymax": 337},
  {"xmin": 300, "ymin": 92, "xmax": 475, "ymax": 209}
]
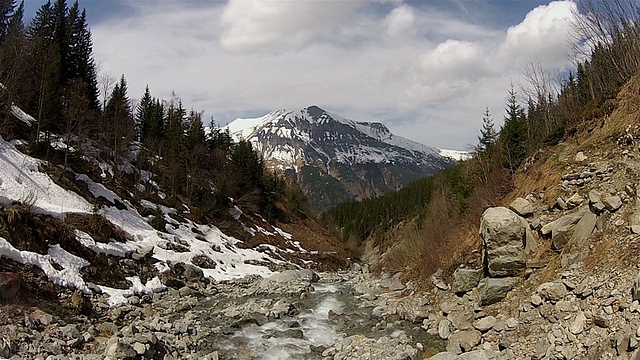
[
  {"xmin": 479, "ymin": 207, "xmax": 527, "ymax": 277},
  {"xmin": 479, "ymin": 278, "xmax": 515, "ymax": 305},
  {"xmin": 550, "ymin": 207, "xmax": 588, "ymax": 250},
  {"xmin": 446, "ymin": 329, "xmax": 482, "ymax": 354}
]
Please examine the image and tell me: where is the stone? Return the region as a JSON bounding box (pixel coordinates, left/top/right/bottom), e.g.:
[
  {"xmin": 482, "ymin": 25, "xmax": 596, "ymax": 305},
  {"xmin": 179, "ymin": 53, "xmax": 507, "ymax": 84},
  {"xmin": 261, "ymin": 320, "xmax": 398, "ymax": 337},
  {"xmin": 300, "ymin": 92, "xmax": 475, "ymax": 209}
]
[
  {"xmin": 30, "ymin": 309, "xmax": 53, "ymax": 326},
  {"xmin": 104, "ymin": 340, "xmax": 137, "ymax": 360},
  {"xmin": 551, "ymin": 208, "xmax": 588, "ymax": 250},
  {"xmin": 71, "ymin": 290, "xmax": 92, "ymax": 315},
  {"xmin": 632, "ymin": 272, "xmax": 640, "ymax": 301},
  {"xmin": 522, "ymin": 218, "xmax": 538, "ymax": 256},
  {"xmin": 556, "ymin": 197, "xmax": 568, "ymax": 210},
  {"xmin": 567, "ymin": 193, "xmax": 585, "ymax": 208},
  {"xmin": 447, "ymin": 329, "xmax": 482, "ymax": 354},
  {"xmin": 259, "ymin": 269, "xmax": 319, "ymax": 289},
  {"xmin": 566, "ymin": 210, "xmax": 597, "ymax": 249},
  {"xmin": 530, "ymin": 293, "xmax": 543, "ymax": 306},
  {"xmin": 631, "ymin": 188, "xmax": 640, "ymax": 234},
  {"xmin": 431, "ymin": 269, "xmax": 450, "ymax": 291},
  {"xmin": 537, "ymin": 282, "xmax": 567, "ymax": 302},
  {"xmin": 588, "ymin": 190, "xmax": 606, "ymax": 213},
  {"xmin": 0, "ymin": 272, "xmax": 20, "ymax": 303},
  {"xmin": 509, "ymin": 197, "xmax": 534, "ymax": 217},
  {"xmin": 132, "ymin": 342, "xmax": 146, "ymax": 355},
  {"xmin": 438, "ymin": 320, "xmax": 451, "ymax": 340},
  {"xmin": 569, "ymin": 311, "xmax": 587, "ymax": 334},
  {"xmin": 480, "ymin": 278, "xmax": 515, "ymax": 305},
  {"xmin": 479, "ymin": 207, "xmax": 526, "ymax": 277},
  {"xmin": 452, "ymin": 268, "xmax": 483, "ymax": 294},
  {"xmin": 593, "ymin": 315, "xmax": 611, "ymax": 328},
  {"xmin": 603, "ymin": 195, "xmax": 622, "ymax": 212},
  {"xmin": 574, "ymin": 152, "xmax": 587, "ymax": 162},
  {"xmin": 473, "ymin": 316, "xmax": 496, "ymax": 332}
]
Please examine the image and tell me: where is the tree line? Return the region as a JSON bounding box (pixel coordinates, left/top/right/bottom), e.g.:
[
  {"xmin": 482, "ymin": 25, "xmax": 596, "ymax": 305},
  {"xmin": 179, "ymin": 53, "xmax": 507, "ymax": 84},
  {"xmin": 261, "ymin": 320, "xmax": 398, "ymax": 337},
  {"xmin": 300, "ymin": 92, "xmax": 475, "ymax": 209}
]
[{"xmin": 0, "ymin": 0, "xmax": 303, "ymax": 223}]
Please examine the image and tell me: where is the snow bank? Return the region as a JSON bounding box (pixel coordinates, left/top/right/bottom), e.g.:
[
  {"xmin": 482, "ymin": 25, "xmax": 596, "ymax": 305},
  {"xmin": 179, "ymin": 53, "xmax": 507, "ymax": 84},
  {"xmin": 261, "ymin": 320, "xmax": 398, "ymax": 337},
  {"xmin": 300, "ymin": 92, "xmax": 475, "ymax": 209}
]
[{"xmin": 0, "ymin": 136, "xmax": 92, "ymax": 215}]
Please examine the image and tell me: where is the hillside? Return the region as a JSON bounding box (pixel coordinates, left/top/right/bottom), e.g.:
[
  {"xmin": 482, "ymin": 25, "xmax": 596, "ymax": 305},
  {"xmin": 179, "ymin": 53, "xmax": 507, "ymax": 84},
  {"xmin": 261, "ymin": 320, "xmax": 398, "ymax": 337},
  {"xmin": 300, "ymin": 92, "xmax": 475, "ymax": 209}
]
[{"xmin": 224, "ymin": 106, "xmax": 457, "ymax": 212}]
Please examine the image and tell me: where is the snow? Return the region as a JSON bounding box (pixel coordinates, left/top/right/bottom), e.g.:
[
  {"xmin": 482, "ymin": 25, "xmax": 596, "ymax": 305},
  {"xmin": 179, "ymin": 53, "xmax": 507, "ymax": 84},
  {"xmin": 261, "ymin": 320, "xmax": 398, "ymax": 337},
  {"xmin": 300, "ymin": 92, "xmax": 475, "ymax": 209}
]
[
  {"xmin": 438, "ymin": 148, "xmax": 471, "ymax": 161},
  {"xmin": 0, "ymin": 237, "xmax": 89, "ymax": 292},
  {"xmin": 10, "ymin": 104, "xmax": 36, "ymax": 127},
  {"xmin": 99, "ymin": 276, "xmax": 164, "ymax": 306},
  {"xmin": 0, "ymin": 135, "xmax": 92, "ymax": 215}
]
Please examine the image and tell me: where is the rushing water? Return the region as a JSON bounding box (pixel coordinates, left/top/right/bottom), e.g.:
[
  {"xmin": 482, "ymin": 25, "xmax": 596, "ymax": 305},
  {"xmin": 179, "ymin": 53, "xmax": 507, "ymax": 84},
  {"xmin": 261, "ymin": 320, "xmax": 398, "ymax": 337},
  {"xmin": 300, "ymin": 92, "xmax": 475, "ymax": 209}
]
[{"xmin": 228, "ymin": 282, "xmax": 346, "ymax": 359}]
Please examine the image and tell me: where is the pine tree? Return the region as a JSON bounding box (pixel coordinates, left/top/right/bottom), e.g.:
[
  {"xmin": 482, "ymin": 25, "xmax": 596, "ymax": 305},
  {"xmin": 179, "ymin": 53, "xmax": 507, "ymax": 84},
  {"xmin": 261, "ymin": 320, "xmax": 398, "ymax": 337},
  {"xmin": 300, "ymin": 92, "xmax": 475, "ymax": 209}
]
[
  {"xmin": 104, "ymin": 74, "xmax": 133, "ymax": 161},
  {"xmin": 477, "ymin": 106, "xmax": 497, "ymax": 153},
  {"xmin": 500, "ymin": 86, "xmax": 528, "ymax": 172},
  {"xmin": 0, "ymin": 0, "xmax": 16, "ymax": 43}
]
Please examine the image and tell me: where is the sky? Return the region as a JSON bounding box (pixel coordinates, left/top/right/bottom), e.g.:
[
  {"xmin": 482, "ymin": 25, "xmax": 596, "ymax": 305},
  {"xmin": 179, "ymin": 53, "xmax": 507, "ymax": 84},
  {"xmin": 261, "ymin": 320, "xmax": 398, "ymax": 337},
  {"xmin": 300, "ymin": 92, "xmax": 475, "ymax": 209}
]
[{"xmin": 25, "ymin": 0, "xmax": 582, "ymax": 150}]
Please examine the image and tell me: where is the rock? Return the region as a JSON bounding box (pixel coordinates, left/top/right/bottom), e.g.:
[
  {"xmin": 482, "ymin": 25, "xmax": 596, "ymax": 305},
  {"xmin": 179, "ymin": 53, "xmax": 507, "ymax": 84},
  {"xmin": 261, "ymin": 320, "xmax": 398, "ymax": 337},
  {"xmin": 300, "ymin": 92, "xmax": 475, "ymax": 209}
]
[
  {"xmin": 431, "ymin": 269, "xmax": 449, "ymax": 291},
  {"xmin": 438, "ymin": 319, "xmax": 451, "ymax": 340},
  {"xmin": 132, "ymin": 342, "xmax": 146, "ymax": 355},
  {"xmin": 161, "ymin": 262, "xmax": 205, "ymax": 288},
  {"xmin": 574, "ymin": 152, "xmax": 587, "ymax": 162},
  {"xmin": 480, "ymin": 278, "xmax": 515, "ymax": 305},
  {"xmin": 522, "ymin": 218, "xmax": 538, "ymax": 256},
  {"xmin": 566, "ymin": 209, "xmax": 597, "ymax": 249},
  {"xmin": 452, "ymin": 268, "xmax": 483, "ymax": 294},
  {"xmin": 633, "ymin": 272, "xmax": 640, "ymax": 301},
  {"xmin": 603, "ymin": 195, "xmax": 622, "ymax": 212},
  {"xmin": 556, "ymin": 197, "xmax": 568, "ymax": 210},
  {"xmin": 537, "ymin": 282, "xmax": 567, "ymax": 302},
  {"xmin": 379, "ymin": 273, "xmax": 405, "ymax": 291},
  {"xmin": 593, "ymin": 314, "xmax": 610, "ymax": 328},
  {"xmin": 30, "ymin": 309, "xmax": 54, "ymax": 326},
  {"xmin": 551, "ymin": 208, "xmax": 588, "ymax": 250},
  {"xmin": 96, "ymin": 322, "xmax": 119, "ymax": 336},
  {"xmin": 531, "ymin": 294, "xmax": 543, "ymax": 306},
  {"xmin": 0, "ymin": 272, "xmax": 20, "ymax": 303},
  {"xmin": 588, "ymin": 190, "xmax": 606, "ymax": 213},
  {"xmin": 259, "ymin": 269, "xmax": 319, "ymax": 289},
  {"xmin": 569, "ymin": 311, "xmax": 587, "ymax": 334},
  {"xmin": 71, "ymin": 290, "xmax": 92, "ymax": 315},
  {"xmin": 479, "ymin": 207, "xmax": 526, "ymax": 277},
  {"xmin": 473, "ymin": 316, "xmax": 496, "ymax": 332},
  {"xmin": 104, "ymin": 340, "xmax": 137, "ymax": 360},
  {"xmin": 567, "ymin": 193, "xmax": 585, "ymax": 208},
  {"xmin": 509, "ymin": 197, "xmax": 534, "ymax": 217},
  {"xmin": 447, "ymin": 329, "xmax": 482, "ymax": 354}
]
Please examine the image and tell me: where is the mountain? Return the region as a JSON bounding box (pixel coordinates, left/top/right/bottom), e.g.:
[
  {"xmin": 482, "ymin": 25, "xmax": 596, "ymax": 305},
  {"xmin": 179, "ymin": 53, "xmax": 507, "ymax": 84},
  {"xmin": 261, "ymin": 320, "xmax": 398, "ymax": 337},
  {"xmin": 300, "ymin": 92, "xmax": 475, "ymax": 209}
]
[{"xmin": 224, "ymin": 105, "xmax": 456, "ymax": 212}]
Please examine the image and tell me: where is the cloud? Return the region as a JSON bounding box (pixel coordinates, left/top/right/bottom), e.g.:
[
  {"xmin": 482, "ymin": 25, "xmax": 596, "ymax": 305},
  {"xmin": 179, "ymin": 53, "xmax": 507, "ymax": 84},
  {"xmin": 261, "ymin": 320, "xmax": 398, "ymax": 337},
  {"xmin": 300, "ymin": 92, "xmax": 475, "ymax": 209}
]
[
  {"xmin": 399, "ymin": 1, "xmax": 578, "ymax": 112},
  {"xmin": 91, "ymin": 1, "xmax": 580, "ymax": 150},
  {"xmin": 219, "ymin": 1, "xmax": 367, "ymax": 51},
  {"xmin": 384, "ymin": 5, "xmax": 416, "ymax": 38}
]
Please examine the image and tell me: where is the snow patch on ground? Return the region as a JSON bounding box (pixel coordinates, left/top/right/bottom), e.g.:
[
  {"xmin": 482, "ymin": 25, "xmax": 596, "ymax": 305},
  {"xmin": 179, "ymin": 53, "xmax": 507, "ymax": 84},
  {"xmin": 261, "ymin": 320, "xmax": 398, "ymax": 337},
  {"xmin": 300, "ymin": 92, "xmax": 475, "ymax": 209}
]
[
  {"xmin": 438, "ymin": 148, "xmax": 471, "ymax": 161},
  {"xmin": 0, "ymin": 136, "xmax": 92, "ymax": 215}
]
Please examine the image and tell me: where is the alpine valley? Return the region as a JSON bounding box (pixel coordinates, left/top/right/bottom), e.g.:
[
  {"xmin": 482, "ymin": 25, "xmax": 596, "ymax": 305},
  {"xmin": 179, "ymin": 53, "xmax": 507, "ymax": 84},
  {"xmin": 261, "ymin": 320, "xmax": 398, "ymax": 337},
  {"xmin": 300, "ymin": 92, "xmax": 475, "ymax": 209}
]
[{"xmin": 224, "ymin": 105, "xmax": 462, "ymax": 212}]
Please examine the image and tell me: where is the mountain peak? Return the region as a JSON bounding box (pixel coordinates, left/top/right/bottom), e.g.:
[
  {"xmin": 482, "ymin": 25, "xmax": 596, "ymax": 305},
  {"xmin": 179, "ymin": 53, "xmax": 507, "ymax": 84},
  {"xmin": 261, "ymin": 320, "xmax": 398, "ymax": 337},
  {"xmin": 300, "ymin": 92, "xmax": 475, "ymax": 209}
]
[{"xmin": 224, "ymin": 107, "xmax": 456, "ymax": 211}]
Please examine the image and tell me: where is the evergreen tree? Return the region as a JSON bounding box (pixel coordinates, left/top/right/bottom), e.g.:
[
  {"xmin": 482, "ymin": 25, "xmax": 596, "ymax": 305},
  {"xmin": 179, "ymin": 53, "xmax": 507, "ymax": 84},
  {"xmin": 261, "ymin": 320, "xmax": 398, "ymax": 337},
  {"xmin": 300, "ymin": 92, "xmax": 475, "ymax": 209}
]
[
  {"xmin": 0, "ymin": 0, "xmax": 16, "ymax": 43},
  {"xmin": 477, "ymin": 106, "xmax": 497, "ymax": 153},
  {"xmin": 104, "ymin": 74, "xmax": 133, "ymax": 161},
  {"xmin": 500, "ymin": 86, "xmax": 528, "ymax": 172},
  {"xmin": 5, "ymin": 0, "xmax": 22, "ymax": 36}
]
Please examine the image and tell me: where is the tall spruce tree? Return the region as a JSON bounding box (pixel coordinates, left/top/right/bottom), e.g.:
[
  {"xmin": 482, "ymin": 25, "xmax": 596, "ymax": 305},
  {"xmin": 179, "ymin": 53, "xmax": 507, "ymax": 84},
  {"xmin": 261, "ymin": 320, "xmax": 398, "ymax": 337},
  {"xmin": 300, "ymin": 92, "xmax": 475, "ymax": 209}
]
[
  {"xmin": 500, "ymin": 86, "xmax": 528, "ymax": 172},
  {"xmin": 0, "ymin": 0, "xmax": 16, "ymax": 43},
  {"xmin": 104, "ymin": 75, "xmax": 133, "ymax": 161},
  {"xmin": 477, "ymin": 106, "xmax": 497, "ymax": 153}
]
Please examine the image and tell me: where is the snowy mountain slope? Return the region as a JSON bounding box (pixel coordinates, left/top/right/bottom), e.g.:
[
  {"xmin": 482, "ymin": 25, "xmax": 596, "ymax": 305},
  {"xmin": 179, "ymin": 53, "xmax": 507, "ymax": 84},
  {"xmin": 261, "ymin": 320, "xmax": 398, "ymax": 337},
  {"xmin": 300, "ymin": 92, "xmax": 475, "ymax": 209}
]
[
  {"xmin": 224, "ymin": 106, "xmax": 456, "ymax": 211},
  {"xmin": 438, "ymin": 148, "xmax": 471, "ymax": 161},
  {"xmin": 0, "ymin": 101, "xmax": 344, "ymax": 305}
]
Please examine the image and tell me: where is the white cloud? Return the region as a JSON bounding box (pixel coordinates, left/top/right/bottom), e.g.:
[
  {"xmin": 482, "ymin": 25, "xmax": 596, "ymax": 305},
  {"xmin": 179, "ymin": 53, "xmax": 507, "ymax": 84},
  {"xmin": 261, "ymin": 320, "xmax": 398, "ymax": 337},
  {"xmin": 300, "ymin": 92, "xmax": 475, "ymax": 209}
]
[
  {"xmin": 399, "ymin": 1, "xmax": 578, "ymax": 120},
  {"xmin": 384, "ymin": 5, "xmax": 416, "ymax": 38},
  {"xmin": 219, "ymin": 1, "xmax": 366, "ymax": 51},
  {"xmin": 91, "ymin": 1, "xmax": 580, "ymax": 150}
]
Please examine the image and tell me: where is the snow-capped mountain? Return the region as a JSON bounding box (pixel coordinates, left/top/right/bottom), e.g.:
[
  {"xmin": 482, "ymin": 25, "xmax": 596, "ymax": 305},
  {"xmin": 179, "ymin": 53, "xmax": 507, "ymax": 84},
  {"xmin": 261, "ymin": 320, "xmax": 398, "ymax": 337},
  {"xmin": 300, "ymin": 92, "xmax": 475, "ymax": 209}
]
[{"xmin": 224, "ymin": 106, "xmax": 456, "ymax": 211}]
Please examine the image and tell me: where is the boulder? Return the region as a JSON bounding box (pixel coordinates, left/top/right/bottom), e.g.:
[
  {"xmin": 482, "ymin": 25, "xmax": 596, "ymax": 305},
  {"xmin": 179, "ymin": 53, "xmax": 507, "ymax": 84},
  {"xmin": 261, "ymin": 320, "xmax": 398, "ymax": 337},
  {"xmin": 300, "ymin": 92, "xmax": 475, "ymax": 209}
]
[
  {"xmin": 452, "ymin": 268, "xmax": 483, "ymax": 294},
  {"xmin": 551, "ymin": 208, "xmax": 588, "ymax": 250},
  {"xmin": 479, "ymin": 278, "xmax": 515, "ymax": 305},
  {"xmin": 588, "ymin": 190, "xmax": 606, "ymax": 213},
  {"xmin": 565, "ymin": 210, "xmax": 597, "ymax": 250},
  {"xmin": 473, "ymin": 316, "xmax": 496, "ymax": 332},
  {"xmin": 479, "ymin": 207, "xmax": 526, "ymax": 277},
  {"xmin": 567, "ymin": 193, "xmax": 585, "ymax": 208},
  {"xmin": 446, "ymin": 329, "xmax": 482, "ymax": 354},
  {"xmin": 0, "ymin": 272, "xmax": 20, "ymax": 303},
  {"xmin": 509, "ymin": 197, "xmax": 534, "ymax": 217},
  {"xmin": 522, "ymin": 218, "xmax": 538, "ymax": 256},
  {"xmin": 104, "ymin": 340, "xmax": 137, "ymax": 360},
  {"xmin": 537, "ymin": 282, "xmax": 567, "ymax": 302},
  {"xmin": 438, "ymin": 319, "xmax": 451, "ymax": 340},
  {"xmin": 603, "ymin": 195, "xmax": 622, "ymax": 212},
  {"xmin": 161, "ymin": 262, "xmax": 206, "ymax": 288}
]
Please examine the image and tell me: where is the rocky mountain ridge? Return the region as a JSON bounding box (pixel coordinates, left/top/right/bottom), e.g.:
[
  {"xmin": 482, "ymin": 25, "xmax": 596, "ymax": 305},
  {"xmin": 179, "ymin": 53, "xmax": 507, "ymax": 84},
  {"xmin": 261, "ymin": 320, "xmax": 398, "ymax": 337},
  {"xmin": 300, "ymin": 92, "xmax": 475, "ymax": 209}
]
[{"xmin": 224, "ymin": 106, "xmax": 457, "ymax": 211}]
